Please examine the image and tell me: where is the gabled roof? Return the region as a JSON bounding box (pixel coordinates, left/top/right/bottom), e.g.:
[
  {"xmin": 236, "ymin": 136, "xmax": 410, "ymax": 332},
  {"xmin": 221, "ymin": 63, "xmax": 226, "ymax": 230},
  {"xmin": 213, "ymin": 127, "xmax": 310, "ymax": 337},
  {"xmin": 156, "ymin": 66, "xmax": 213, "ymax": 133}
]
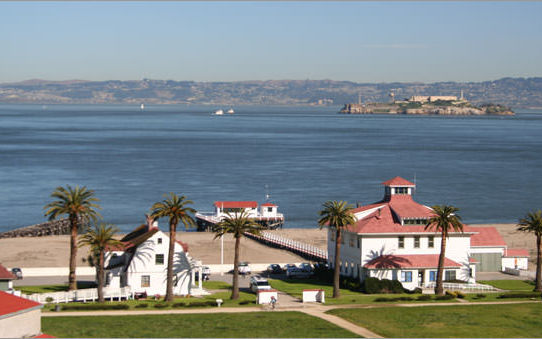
[
  {"xmin": 388, "ymin": 195, "xmax": 434, "ymax": 219},
  {"xmin": 214, "ymin": 201, "xmax": 258, "ymax": 209},
  {"xmin": 261, "ymin": 202, "xmax": 277, "ymax": 207},
  {"xmin": 176, "ymin": 240, "xmax": 189, "ymax": 253},
  {"xmin": 467, "ymin": 226, "xmax": 506, "ymax": 247},
  {"xmin": 364, "ymin": 254, "xmax": 462, "ymax": 269},
  {"xmin": 0, "ymin": 291, "xmax": 42, "ymax": 317},
  {"xmin": 504, "ymin": 248, "xmax": 530, "ymax": 257},
  {"xmin": 382, "ymin": 176, "xmax": 416, "ymax": 187},
  {"xmin": 0, "ymin": 263, "xmax": 15, "ymax": 280}
]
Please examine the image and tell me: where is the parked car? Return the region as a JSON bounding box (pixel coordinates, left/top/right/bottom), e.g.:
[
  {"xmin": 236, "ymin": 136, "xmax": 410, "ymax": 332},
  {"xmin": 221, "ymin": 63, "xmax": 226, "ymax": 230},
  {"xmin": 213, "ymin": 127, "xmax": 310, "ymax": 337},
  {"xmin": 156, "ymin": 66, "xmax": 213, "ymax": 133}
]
[
  {"xmin": 283, "ymin": 263, "xmax": 297, "ymax": 271},
  {"xmin": 299, "ymin": 262, "xmax": 313, "ymax": 272},
  {"xmin": 11, "ymin": 268, "xmax": 22, "ymax": 279},
  {"xmin": 286, "ymin": 266, "xmax": 312, "ymax": 279},
  {"xmin": 238, "ymin": 262, "xmax": 251, "ymax": 275},
  {"xmin": 195, "ymin": 266, "xmax": 211, "ymax": 281},
  {"xmin": 267, "ymin": 264, "xmax": 283, "ymax": 274},
  {"xmin": 250, "ymin": 276, "xmax": 272, "ymax": 293}
]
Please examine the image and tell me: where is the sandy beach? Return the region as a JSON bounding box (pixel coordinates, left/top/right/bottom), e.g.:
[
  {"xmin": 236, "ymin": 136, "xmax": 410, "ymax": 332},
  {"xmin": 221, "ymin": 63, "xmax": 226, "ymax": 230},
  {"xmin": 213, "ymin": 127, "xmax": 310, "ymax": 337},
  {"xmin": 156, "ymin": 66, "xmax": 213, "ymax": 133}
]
[{"xmin": 0, "ymin": 225, "xmax": 536, "ymax": 269}]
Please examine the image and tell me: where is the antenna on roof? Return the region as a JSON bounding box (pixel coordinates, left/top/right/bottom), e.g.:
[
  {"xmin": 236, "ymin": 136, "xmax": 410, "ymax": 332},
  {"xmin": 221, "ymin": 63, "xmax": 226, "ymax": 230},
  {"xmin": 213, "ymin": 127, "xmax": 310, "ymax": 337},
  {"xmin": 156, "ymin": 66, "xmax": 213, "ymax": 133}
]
[
  {"xmin": 264, "ymin": 184, "xmax": 270, "ymax": 202},
  {"xmin": 413, "ymin": 173, "xmax": 417, "ymax": 195}
]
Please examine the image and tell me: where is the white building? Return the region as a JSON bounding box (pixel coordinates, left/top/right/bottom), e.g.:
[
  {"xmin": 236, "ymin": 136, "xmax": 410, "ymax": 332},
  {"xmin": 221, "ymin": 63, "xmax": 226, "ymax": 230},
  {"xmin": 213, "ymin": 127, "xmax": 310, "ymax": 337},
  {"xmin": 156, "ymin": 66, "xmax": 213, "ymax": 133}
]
[
  {"xmin": 0, "ymin": 291, "xmax": 44, "ymax": 338},
  {"xmin": 195, "ymin": 201, "xmax": 284, "ymax": 231},
  {"xmin": 105, "ymin": 222, "xmax": 204, "ymax": 296},
  {"xmin": 0, "ymin": 264, "xmax": 15, "ymax": 292},
  {"xmin": 328, "ymin": 176, "xmax": 530, "ymax": 290}
]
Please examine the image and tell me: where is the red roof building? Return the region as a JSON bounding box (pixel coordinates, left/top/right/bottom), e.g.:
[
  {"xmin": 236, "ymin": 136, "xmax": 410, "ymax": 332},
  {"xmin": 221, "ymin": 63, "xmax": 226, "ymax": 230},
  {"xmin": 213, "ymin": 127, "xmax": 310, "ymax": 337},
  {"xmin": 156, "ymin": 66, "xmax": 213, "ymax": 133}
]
[
  {"xmin": 214, "ymin": 201, "xmax": 258, "ymax": 209},
  {"xmin": 0, "ymin": 291, "xmax": 43, "ymax": 338}
]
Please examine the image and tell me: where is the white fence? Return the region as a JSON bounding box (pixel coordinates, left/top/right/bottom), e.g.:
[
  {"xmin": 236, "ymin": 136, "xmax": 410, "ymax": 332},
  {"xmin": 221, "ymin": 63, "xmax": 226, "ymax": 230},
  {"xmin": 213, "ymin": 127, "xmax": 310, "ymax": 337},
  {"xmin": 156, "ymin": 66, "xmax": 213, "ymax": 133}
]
[
  {"xmin": 245, "ymin": 231, "xmax": 327, "ymax": 261},
  {"xmin": 426, "ymin": 282, "xmax": 499, "ymax": 292},
  {"xmin": 21, "ymin": 286, "xmax": 132, "ymax": 304}
]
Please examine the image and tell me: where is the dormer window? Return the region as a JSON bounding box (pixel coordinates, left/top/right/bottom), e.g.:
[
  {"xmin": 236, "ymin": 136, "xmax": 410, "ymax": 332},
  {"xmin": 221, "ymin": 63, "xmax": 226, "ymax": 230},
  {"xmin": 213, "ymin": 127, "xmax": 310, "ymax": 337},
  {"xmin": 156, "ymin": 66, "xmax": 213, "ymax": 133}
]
[
  {"xmin": 394, "ymin": 187, "xmax": 409, "ymax": 195},
  {"xmin": 403, "ymin": 218, "xmax": 427, "ymax": 225}
]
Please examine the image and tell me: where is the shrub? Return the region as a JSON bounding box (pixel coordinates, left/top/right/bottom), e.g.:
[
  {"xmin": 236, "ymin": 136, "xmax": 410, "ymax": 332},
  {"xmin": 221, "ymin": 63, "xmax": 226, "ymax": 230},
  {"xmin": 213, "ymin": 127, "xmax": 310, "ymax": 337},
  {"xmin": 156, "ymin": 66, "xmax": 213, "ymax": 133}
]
[
  {"xmin": 416, "ymin": 295, "xmax": 432, "ymax": 301},
  {"xmin": 374, "ymin": 296, "xmax": 414, "ymax": 302},
  {"xmin": 45, "ymin": 297, "xmax": 54, "ymax": 303},
  {"xmin": 455, "ymin": 291, "xmax": 466, "ymax": 299},
  {"xmin": 362, "ymin": 277, "xmax": 405, "ymax": 294},
  {"xmin": 434, "ymin": 294, "xmax": 455, "ymax": 300},
  {"xmin": 498, "ymin": 293, "xmax": 542, "ymax": 299},
  {"xmin": 153, "ymin": 303, "xmax": 169, "ymax": 309},
  {"xmin": 445, "ymin": 290, "xmax": 457, "ymax": 298},
  {"xmin": 134, "ymin": 303, "xmax": 149, "ymax": 309},
  {"xmin": 186, "ymin": 301, "xmax": 215, "ymax": 307},
  {"xmin": 172, "ymin": 302, "xmax": 186, "ymax": 308},
  {"xmin": 61, "ymin": 303, "xmax": 130, "ymax": 311},
  {"xmin": 239, "ymin": 300, "xmax": 252, "ymax": 305},
  {"xmin": 475, "ymin": 293, "xmax": 486, "ymax": 299}
]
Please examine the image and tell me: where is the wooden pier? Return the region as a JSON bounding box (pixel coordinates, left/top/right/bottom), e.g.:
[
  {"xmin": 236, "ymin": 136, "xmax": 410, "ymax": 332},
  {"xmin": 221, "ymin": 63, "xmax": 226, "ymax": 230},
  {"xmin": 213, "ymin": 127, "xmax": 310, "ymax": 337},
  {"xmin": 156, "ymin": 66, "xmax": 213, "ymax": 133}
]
[{"xmin": 244, "ymin": 231, "xmax": 328, "ymax": 262}]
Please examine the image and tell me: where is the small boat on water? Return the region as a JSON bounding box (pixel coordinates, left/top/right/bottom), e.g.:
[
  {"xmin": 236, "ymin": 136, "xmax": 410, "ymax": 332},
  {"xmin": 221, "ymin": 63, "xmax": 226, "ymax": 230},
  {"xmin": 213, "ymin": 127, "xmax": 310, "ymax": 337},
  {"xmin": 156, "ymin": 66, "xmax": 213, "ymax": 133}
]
[
  {"xmin": 140, "ymin": 103, "xmax": 145, "ymax": 110},
  {"xmin": 214, "ymin": 109, "xmax": 224, "ymax": 115},
  {"xmin": 227, "ymin": 108, "xmax": 235, "ymax": 114}
]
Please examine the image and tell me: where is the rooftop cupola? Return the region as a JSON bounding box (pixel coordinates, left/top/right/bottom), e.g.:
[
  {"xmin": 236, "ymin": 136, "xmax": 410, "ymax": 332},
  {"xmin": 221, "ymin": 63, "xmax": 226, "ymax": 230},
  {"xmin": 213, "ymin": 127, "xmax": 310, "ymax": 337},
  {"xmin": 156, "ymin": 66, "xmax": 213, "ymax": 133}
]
[{"xmin": 382, "ymin": 176, "xmax": 416, "ymax": 199}]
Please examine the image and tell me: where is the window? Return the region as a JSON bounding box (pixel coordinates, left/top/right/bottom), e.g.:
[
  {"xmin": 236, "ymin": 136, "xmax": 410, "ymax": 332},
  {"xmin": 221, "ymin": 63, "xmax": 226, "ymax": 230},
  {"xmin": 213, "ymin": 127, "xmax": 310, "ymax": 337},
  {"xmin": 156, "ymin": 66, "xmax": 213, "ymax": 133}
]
[
  {"xmin": 349, "ymin": 236, "xmax": 354, "ymax": 247},
  {"xmin": 141, "ymin": 275, "xmax": 150, "ymax": 287},
  {"xmin": 428, "ymin": 236, "xmax": 434, "ymax": 248},
  {"xmin": 157, "ymin": 238, "xmax": 162, "ymax": 244},
  {"xmin": 414, "ymin": 236, "xmax": 420, "ymax": 248},
  {"xmin": 429, "ymin": 271, "xmax": 437, "ymax": 282},
  {"xmin": 398, "ymin": 236, "xmax": 404, "ymax": 249},
  {"xmin": 394, "ymin": 187, "xmax": 409, "ymax": 194},
  {"xmin": 445, "ymin": 270, "xmax": 456, "ymax": 281},
  {"xmin": 357, "ymin": 237, "xmax": 361, "ymax": 249},
  {"xmin": 155, "ymin": 254, "xmax": 164, "ymax": 265},
  {"xmin": 401, "ymin": 271, "xmax": 412, "ymax": 282},
  {"xmin": 267, "ymin": 207, "xmax": 273, "ymax": 212}
]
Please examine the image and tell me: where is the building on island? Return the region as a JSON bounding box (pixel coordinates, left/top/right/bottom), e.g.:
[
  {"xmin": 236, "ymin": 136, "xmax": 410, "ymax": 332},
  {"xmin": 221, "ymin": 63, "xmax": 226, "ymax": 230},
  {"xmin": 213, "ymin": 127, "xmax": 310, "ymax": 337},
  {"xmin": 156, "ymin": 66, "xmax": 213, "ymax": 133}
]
[
  {"xmin": 327, "ymin": 176, "xmax": 529, "ymax": 290},
  {"xmin": 104, "ymin": 220, "xmax": 205, "ymax": 297},
  {"xmin": 408, "ymin": 95, "xmax": 458, "ymax": 103},
  {"xmin": 195, "ymin": 201, "xmax": 284, "ymax": 231}
]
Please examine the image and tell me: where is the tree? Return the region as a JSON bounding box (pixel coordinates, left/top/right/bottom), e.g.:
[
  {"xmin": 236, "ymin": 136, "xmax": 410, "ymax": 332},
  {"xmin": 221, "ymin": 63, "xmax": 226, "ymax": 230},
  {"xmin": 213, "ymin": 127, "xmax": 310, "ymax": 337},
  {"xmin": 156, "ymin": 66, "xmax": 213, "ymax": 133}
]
[
  {"xmin": 44, "ymin": 185, "xmax": 101, "ymax": 291},
  {"xmin": 424, "ymin": 205, "xmax": 463, "ymax": 295},
  {"xmin": 517, "ymin": 210, "xmax": 542, "ymax": 292},
  {"xmin": 151, "ymin": 193, "xmax": 196, "ymax": 302},
  {"xmin": 214, "ymin": 210, "xmax": 263, "ymax": 300},
  {"xmin": 78, "ymin": 223, "xmax": 121, "ymax": 302},
  {"xmin": 318, "ymin": 200, "xmax": 356, "ymax": 298}
]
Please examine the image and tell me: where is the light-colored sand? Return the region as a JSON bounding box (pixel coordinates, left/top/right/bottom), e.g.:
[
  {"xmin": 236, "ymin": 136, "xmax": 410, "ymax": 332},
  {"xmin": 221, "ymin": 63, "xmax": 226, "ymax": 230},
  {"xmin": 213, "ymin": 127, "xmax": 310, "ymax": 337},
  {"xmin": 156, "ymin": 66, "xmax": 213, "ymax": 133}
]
[{"xmin": 0, "ymin": 225, "xmax": 537, "ymax": 269}]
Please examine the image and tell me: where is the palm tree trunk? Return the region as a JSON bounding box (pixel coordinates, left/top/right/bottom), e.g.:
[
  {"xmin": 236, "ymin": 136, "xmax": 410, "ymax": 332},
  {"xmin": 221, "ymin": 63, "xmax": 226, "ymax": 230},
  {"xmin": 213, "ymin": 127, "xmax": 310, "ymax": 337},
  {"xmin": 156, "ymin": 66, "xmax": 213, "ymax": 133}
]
[
  {"xmin": 97, "ymin": 250, "xmax": 104, "ymax": 303},
  {"xmin": 333, "ymin": 228, "xmax": 341, "ymax": 298},
  {"xmin": 68, "ymin": 215, "xmax": 78, "ymax": 291},
  {"xmin": 435, "ymin": 231, "xmax": 446, "ymax": 295},
  {"xmin": 535, "ymin": 235, "xmax": 541, "ymax": 292},
  {"xmin": 231, "ymin": 236, "xmax": 240, "ymax": 300},
  {"xmin": 165, "ymin": 222, "xmax": 176, "ymax": 302}
]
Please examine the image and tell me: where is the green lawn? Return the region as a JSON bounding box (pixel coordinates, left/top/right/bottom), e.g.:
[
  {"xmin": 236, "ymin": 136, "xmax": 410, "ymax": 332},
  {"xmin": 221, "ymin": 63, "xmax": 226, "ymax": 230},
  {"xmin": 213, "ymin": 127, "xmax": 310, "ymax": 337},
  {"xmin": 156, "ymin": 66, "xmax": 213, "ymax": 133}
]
[
  {"xmin": 15, "ymin": 282, "xmax": 96, "ymax": 294},
  {"xmin": 328, "ymin": 303, "xmax": 542, "ymax": 338},
  {"xmin": 202, "ymin": 280, "xmax": 232, "ymax": 290},
  {"xmin": 478, "ymin": 279, "xmax": 535, "ymax": 291},
  {"xmin": 42, "ymin": 311, "xmax": 360, "ymax": 338}
]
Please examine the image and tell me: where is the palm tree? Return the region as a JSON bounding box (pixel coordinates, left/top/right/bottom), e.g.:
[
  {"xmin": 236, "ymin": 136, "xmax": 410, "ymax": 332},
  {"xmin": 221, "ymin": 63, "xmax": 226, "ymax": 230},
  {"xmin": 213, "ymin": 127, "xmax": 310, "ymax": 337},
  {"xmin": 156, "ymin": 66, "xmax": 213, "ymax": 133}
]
[
  {"xmin": 214, "ymin": 210, "xmax": 263, "ymax": 300},
  {"xmin": 44, "ymin": 185, "xmax": 101, "ymax": 291},
  {"xmin": 78, "ymin": 223, "xmax": 121, "ymax": 302},
  {"xmin": 318, "ymin": 200, "xmax": 356, "ymax": 298},
  {"xmin": 151, "ymin": 193, "xmax": 196, "ymax": 302},
  {"xmin": 517, "ymin": 210, "xmax": 542, "ymax": 292},
  {"xmin": 424, "ymin": 205, "xmax": 463, "ymax": 295}
]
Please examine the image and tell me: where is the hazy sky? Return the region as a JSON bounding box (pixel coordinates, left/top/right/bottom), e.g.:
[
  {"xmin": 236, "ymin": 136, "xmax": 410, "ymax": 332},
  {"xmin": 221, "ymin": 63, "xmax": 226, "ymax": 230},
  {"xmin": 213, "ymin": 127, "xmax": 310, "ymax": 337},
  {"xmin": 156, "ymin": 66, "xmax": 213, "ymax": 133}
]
[{"xmin": 2, "ymin": 1, "xmax": 542, "ymax": 83}]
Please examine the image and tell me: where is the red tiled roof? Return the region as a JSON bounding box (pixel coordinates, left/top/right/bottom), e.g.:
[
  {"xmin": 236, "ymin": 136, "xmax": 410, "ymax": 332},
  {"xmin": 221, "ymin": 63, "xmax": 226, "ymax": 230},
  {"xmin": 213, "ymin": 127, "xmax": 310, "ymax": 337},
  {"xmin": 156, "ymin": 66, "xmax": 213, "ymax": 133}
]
[
  {"xmin": 347, "ymin": 205, "xmax": 439, "ymax": 234},
  {"xmin": 364, "ymin": 254, "xmax": 462, "ymax": 269},
  {"xmin": 0, "ymin": 263, "xmax": 15, "ymax": 280},
  {"xmin": 467, "ymin": 226, "xmax": 506, "ymax": 247},
  {"xmin": 504, "ymin": 248, "xmax": 530, "ymax": 257},
  {"xmin": 0, "ymin": 291, "xmax": 42, "ymax": 316},
  {"xmin": 469, "ymin": 257, "xmax": 479, "ymax": 263},
  {"xmin": 388, "ymin": 195, "xmax": 434, "ymax": 219},
  {"xmin": 214, "ymin": 201, "xmax": 258, "ymax": 209},
  {"xmin": 382, "ymin": 176, "xmax": 416, "ymax": 187},
  {"xmin": 261, "ymin": 203, "xmax": 277, "ymax": 207}
]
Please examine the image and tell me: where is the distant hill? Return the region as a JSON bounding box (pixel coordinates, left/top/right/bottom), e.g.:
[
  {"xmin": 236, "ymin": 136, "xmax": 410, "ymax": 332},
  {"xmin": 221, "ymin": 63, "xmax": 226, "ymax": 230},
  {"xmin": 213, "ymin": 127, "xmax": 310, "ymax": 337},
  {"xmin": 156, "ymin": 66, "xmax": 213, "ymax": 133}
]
[{"xmin": 1, "ymin": 77, "xmax": 541, "ymax": 108}]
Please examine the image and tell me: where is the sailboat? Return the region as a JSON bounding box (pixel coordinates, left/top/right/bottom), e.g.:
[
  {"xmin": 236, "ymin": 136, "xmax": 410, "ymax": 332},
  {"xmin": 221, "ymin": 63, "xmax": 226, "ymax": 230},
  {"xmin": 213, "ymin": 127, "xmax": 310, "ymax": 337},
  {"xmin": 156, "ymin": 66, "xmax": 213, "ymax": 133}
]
[
  {"xmin": 227, "ymin": 107, "xmax": 235, "ymax": 114},
  {"xmin": 140, "ymin": 103, "xmax": 145, "ymax": 110},
  {"xmin": 214, "ymin": 109, "xmax": 224, "ymax": 115}
]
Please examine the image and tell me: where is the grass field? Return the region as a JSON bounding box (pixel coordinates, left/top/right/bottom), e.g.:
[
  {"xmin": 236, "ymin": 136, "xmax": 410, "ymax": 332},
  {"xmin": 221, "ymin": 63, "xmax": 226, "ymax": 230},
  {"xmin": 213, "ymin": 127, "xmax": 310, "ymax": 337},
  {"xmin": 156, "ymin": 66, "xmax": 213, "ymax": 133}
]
[
  {"xmin": 478, "ymin": 279, "xmax": 535, "ymax": 291},
  {"xmin": 328, "ymin": 303, "xmax": 542, "ymax": 338},
  {"xmin": 42, "ymin": 311, "xmax": 360, "ymax": 338},
  {"xmin": 15, "ymin": 282, "xmax": 96, "ymax": 294}
]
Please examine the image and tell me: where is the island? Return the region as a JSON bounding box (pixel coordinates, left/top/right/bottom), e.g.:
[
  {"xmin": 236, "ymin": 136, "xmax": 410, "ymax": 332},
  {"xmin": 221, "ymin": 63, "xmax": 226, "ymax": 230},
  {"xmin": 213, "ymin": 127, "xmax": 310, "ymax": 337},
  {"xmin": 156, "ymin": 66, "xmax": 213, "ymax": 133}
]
[{"xmin": 339, "ymin": 94, "xmax": 514, "ymax": 116}]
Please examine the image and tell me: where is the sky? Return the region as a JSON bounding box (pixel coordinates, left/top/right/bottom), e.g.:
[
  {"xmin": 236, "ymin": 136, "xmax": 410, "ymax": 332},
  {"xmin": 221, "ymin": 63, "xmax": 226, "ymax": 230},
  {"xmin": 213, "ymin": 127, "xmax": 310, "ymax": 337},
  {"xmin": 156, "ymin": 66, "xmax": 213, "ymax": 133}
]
[{"xmin": 1, "ymin": 1, "xmax": 542, "ymax": 84}]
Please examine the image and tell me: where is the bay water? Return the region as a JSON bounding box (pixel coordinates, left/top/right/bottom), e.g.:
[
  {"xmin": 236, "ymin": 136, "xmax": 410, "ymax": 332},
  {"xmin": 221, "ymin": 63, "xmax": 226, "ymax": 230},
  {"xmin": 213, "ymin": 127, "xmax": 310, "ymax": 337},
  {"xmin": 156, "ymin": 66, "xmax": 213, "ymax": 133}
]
[{"xmin": 1, "ymin": 104, "xmax": 541, "ymax": 233}]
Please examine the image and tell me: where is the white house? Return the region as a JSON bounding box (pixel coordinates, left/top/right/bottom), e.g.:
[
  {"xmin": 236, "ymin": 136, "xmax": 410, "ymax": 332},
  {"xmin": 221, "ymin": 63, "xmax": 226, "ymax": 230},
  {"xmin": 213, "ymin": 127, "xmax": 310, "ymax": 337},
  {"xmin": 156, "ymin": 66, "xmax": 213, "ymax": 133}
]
[
  {"xmin": 195, "ymin": 201, "xmax": 284, "ymax": 231},
  {"xmin": 0, "ymin": 291, "xmax": 44, "ymax": 338},
  {"xmin": 105, "ymin": 221, "xmax": 204, "ymax": 296},
  {"xmin": 0, "ymin": 264, "xmax": 15, "ymax": 292},
  {"xmin": 327, "ymin": 176, "xmax": 530, "ymax": 290}
]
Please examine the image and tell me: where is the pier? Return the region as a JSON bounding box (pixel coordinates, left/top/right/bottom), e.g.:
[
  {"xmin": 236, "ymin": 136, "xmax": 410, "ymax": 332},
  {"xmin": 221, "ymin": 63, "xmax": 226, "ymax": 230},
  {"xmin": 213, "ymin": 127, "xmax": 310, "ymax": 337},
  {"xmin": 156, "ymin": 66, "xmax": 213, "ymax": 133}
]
[{"xmin": 244, "ymin": 231, "xmax": 328, "ymax": 262}]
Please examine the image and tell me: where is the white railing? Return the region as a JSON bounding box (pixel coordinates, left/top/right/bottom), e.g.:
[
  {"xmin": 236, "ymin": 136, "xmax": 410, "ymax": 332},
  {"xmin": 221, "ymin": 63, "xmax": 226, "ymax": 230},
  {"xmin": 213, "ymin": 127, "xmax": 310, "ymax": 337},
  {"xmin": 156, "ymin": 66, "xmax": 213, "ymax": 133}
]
[
  {"xmin": 425, "ymin": 282, "xmax": 498, "ymax": 292},
  {"xmin": 245, "ymin": 231, "xmax": 327, "ymax": 261},
  {"xmin": 20, "ymin": 286, "xmax": 133, "ymax": 304}
]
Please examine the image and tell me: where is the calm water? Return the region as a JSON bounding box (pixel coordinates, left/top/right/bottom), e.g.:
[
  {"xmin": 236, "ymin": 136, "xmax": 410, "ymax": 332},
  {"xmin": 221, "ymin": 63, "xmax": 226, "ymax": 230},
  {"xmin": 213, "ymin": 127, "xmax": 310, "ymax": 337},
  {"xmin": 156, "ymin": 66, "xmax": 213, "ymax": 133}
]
[{"xmin": 1, "ymin": 104, "xmax": 541, "ymax": 233}]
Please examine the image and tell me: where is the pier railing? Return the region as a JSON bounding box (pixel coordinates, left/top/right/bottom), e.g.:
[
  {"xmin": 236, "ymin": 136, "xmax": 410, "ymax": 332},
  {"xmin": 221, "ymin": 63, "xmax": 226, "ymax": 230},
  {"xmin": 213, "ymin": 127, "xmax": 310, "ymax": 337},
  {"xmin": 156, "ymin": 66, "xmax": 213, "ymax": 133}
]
[{"xmin": 244, "ymin": 231, "xmax": 328, "ymax": 262}]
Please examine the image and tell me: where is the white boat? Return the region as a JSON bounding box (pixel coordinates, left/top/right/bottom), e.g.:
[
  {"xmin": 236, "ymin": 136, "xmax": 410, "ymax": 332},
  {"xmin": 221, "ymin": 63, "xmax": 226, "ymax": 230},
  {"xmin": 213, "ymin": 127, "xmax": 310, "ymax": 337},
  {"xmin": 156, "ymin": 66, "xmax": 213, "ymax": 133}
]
[
  {"xmin": 214, "ymin": 109, "xmax": 224, "ymax": 115},
  {"xmin": 140, "ymin": 103, "xmax": 145, "ymax": 110},
  {"xmin": 227, "ymin": 108, "xmax": 234, "ymax": 114}
]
